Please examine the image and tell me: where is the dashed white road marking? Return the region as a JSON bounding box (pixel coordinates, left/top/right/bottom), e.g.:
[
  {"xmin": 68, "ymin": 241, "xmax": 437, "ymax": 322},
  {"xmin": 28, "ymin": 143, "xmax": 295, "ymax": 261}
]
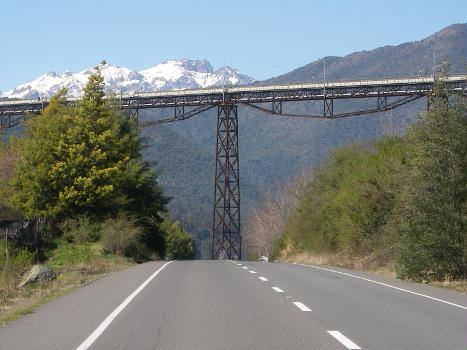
[
  {"xmin": 242, "ymin": 266, "xmax": 248, "ymax": 269},
  {"xmin": 249, "ymin": 270, "xmax": 257, "ymax": 274},
  {"xmin": 292, "ymin": 301, "xmax": 312, "ymax": 312},
  {"xmin": 271, "ymin": 287, "xmax": 284, "ymax": 293},
  {"xmin": 298, "ymin": 263, "xmax": 467, "ymax": 310},
  {"xmin": 76, "ymin": 261, "xmax": 173, "ymax": 350},
  {"xmin": 237, "ymin": 263, "xmax": 242, "ymax": 266},
  {"xmin": 327, "ymin": 331, "xmax": 361, "ymax": 349},
  {"xmin": 258, "ymin": 277, "xmax": 268, "ymax": 281}
]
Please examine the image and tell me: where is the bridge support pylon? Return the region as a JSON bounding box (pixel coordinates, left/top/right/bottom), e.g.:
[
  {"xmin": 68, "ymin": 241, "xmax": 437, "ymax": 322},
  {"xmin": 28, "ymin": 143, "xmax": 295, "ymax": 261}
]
[{"xmin": 211, "ymin": 103, "xmax": 241, "ymax": 260}]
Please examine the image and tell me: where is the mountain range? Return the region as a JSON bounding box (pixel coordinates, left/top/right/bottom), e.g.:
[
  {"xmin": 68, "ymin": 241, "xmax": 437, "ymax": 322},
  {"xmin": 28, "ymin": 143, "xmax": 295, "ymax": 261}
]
[{"xmin": 0, "ymin": 59, "xmax": 254, "ymax": 99}]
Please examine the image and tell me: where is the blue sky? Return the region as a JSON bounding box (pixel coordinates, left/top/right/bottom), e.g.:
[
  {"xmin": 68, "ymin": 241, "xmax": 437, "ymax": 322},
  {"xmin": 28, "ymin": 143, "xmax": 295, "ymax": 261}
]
[{"xmin": 1, "ymin": 0, "xmax": 465, "ymax": 91}]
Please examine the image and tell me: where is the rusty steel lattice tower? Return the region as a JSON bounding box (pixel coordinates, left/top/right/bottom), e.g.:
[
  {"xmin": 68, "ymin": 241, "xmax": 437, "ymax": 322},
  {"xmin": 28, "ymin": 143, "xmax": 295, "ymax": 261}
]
[{"xmin": 211, "ymin": 104, "xmax": 241, "ymax": 259}]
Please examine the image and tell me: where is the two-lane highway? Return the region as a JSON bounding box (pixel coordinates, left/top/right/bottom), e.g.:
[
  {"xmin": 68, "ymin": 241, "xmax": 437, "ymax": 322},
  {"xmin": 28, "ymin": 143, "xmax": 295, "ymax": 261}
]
[{"xmin": 0, "ymin": 260, "xmax": 465, "ymax": 349}]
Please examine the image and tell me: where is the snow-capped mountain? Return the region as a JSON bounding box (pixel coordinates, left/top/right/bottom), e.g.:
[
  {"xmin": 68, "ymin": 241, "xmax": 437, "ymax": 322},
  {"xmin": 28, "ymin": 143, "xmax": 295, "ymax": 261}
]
[{"xmin": 1, "ymin": 59, "xmax": 255, "ymax": 99}]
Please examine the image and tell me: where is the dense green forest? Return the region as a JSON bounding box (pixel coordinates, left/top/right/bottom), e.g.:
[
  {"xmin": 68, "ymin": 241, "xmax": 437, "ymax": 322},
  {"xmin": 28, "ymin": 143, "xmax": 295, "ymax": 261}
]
[{"xmin": 247, "ymin": 76, "xmax": 466, "ymax": 282}]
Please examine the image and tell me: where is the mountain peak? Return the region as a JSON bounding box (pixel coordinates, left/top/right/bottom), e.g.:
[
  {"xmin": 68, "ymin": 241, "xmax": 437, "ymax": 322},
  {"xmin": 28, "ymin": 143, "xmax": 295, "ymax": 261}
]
[
  {"xmin": 180, "ymin": 58, "xmax": 213, "ymax": 73},
  {"xmin": 1, "ymin": 59, "xmax": 255, "ymax": 99}
]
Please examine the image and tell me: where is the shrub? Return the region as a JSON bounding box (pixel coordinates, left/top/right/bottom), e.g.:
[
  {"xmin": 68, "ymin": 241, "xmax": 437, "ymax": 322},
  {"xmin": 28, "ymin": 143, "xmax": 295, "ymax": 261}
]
[
  {"xmin": 0, "ymin": 245, "xmax": 36, "ymax": 300},
  {"xmin": 60, "ymin": 215, "xmax": 101, "ymax": 243},
  {"xmin": 162, "ymin": 218, "xmax": 195, "ymax": 260},
  {"xmin": 45, "ymin": 243, "xmax": 96, "ymax": 272},
  {"xmin": 101, "ymin": 215, "xmax": 144, "ymax": 258}
]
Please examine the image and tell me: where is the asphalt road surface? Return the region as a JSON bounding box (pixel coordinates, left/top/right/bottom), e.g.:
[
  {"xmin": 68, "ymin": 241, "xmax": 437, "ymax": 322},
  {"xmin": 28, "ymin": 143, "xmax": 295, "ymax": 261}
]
[{"xmin": 0, "ymin": 260, "xmax": 465, "ymax": 349}]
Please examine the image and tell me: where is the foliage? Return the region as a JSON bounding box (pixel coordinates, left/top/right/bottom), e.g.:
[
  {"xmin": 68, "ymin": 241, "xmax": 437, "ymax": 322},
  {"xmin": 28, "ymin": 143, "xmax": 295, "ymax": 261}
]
[
  {"xmin": 100, "ymin": 214, "xmax": 147, "ymax": 258},
  {"xmin": 244, "ymin": 177, "xmax": 307, "ymax": 260},
  {"xmin": 267, "ymin": 68, "xmax": 466, "ymax": 282},
  {"xmin": 60, "ymin": 215, "xmax": 101, "ymax": 244},
  {"xmin": 281, "ymin": 136, "xmax": 406, "ymax": 260},
  {"xmin": 10, "ymin": 66, "xmax": 168, "ymax": 257},
  {"xmin": 12, "ymin": 66, "xmax": 167, "ymax": 226},
  {"xmin": 396, "ymin": 74, "xmax": 466, "ymax": 281},
  {"xmin": 45, "ymin": 243, "xmax": 97, "ymax": 272},
  {"xmin": 0, "ymin": 245, "xmax": 36, "ymax": 272},
  {"xmin": 0, "ymin": 141, "xmax": 22, "ymax": 218},
  {"xmin": 1, "ymin": 245, "xmax": 36, "ymax": 300},
  {"xmin": 161, "ymin": 217, "xmax": 196, "ymax": 259}
]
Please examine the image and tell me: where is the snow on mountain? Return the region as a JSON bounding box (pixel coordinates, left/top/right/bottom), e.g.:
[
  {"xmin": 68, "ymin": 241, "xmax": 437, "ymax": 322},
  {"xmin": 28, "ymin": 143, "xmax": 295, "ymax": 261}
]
[{"xmin": 1, "ymin": 59, "xmax": 255, "ymax": 100}]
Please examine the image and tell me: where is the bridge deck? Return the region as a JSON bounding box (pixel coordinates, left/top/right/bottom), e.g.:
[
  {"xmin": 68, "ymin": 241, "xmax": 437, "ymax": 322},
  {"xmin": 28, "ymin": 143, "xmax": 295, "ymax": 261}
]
[
  {"xmin": 1, "ymin": 75, "xmax": 465, "ymax": 106},
  {"xmin": 0, "ymin": 75, "xmax": 465, "ymax": 126}
]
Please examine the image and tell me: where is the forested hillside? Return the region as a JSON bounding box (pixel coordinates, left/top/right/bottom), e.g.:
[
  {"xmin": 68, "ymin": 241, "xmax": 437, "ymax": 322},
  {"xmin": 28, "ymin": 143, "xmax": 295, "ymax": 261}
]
[
  {"xmin": 246, "ymin": 75, "xmax": 466, "ymax": 284},
  {"xmin": 140, "ymin": 24, "xmax": 466, "ymax": 257}
]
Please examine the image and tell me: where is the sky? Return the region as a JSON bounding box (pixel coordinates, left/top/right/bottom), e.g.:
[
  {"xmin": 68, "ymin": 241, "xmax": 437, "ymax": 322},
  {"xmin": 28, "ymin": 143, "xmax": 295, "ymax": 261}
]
[{"xmin": 1, "ymin": 0, "xmax": 466, "ymax": 92}]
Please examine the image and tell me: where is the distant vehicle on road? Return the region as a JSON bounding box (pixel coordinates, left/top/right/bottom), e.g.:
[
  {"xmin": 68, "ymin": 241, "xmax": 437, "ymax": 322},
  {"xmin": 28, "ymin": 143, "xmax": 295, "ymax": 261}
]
[{"xmin": 259, "ymin": 255, "xmax": 269, "ymax": 262}]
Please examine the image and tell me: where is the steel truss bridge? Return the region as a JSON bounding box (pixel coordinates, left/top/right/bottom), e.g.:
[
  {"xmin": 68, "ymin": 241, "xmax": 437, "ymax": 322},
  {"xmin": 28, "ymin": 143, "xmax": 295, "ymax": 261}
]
[{"xmin": 1, "ymin": 75, "xmax": 466, "ymax": 259}]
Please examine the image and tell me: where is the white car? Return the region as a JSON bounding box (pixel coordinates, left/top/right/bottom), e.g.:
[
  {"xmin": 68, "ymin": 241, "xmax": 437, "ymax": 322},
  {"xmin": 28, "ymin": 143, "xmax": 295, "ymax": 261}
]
[{"xmin": 259, "ymin": 255, "xmax": 269, "ymax": 262}]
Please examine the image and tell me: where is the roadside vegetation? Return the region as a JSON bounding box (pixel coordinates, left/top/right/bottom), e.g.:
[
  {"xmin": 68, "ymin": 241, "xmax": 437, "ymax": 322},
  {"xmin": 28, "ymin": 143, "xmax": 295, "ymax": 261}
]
[
  {"xmin": 246, "ymin": 69, "xmax": 466, "ymax": 291},
  {"xmin": 0, "ymin": 64, "xmax": 195, "ymax": 323}
]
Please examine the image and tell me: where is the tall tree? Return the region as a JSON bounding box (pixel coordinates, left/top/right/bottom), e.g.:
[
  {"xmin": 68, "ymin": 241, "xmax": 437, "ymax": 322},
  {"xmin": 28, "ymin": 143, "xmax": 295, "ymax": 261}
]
[
  {"xmin": 396, "ymin": 72, "xmax": 466, "ymax": 280},
  {"xmin": 12, "ymin": 66, "xmax": 167, "ymax": 247}
]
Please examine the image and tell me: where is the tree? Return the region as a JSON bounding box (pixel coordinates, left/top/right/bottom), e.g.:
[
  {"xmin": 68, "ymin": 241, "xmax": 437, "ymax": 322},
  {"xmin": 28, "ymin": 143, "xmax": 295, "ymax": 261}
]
[
  {"xmin": 12, "ymin": 66, "xmax": 168, "ymax": 250},
  {"xmin": 162, "ymin": 218, "xmax": 196, "ymax": 259},
  {"xmin": 0, "ymin": 140, "xmax": 22, "ymax": 218},
  {"xmin": 244, "ymin": 177, "xmax": 306, "ymax": 259},
  {"xmin": 396, "ymin": 72, "xmax": 466, "ymax": 280}
]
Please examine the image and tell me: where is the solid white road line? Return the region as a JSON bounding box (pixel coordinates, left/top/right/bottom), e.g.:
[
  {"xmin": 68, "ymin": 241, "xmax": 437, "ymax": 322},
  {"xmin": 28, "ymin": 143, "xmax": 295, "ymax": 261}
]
[
  {"xmin": 76, "ymin": 261, "xmax": 173, "ymax": 350},
  {"xmin": 272, "ymin": 287, "xmax": 284, "ymax": 293},
  {"xmin": 299, "ymin": 264, "xmax": 467, "ymax": 310},
  {"xmin": 242, "ymin": 266, "xmax": 248, "ymax": 269},
  {"xmin": 249, "ymin": 270, "xmax": 257, "ymax": 274},
  {"xmin": 292, "ymin": 301, "xmax": 311, "ymax": 311},
  {"xmin": 258, "ymin": 277, "xmax": 268, "ymax": 281},
  {"xmin": 327, "ymin": 331, "xmax": 361, "ymax": 349}
]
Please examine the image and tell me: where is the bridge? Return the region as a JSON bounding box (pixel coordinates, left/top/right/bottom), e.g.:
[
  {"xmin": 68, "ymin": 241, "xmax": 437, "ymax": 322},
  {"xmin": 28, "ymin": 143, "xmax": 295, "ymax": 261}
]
[{"xmin": 1, "ymin": 75, "xmax": 466, "ymax": 259}]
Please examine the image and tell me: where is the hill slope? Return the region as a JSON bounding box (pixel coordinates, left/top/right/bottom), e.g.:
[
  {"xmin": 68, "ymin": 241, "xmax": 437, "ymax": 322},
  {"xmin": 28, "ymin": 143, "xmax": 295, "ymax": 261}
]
[
  {"xmin": 265, "ymin": 23, "xmax": 466, "ymax": 84},
  {"xmin": 144, "ymin": 24, "xmax": 466, "ymax": 258}
]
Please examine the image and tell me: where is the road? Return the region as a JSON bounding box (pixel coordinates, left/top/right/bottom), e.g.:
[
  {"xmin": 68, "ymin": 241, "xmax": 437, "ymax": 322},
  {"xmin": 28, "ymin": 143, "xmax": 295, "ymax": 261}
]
[{"xmin": 0, "ymin": 260, "xmax": 465, "ymax": 349}]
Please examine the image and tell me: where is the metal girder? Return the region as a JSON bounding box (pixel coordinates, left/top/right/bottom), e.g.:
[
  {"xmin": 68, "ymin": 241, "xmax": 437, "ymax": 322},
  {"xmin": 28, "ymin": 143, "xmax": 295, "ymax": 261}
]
[
  {"xmin": 127, "ymin": 108, "xmax": 139, "ymax": 123},
  {"xmin": 240, "ymin": 94, "xmax": 425, "ymax": 119},
  {"xmin": 377, "ymin": 95, "xmax": 387, "ymax": 110},
  {"xmin": 324, "ymin": 99, "xmax": 333, "ymax": 117},
  {"xmin": 272, "ymin": 100, "xmax": 282, "ymax": 114},
  {"xmin": 175, "ymin": 105, "xmax": 185, "ymax": 119},
  {"xmin": 1, "ymin": 76, "xmax": 465, "ymax": 124},
  {"xmin": 135, "ymin": 104, "xmax": 216, "ymax": 126},
  {"xmin": 0, "ymin": 114, "xmax": 27, "ymax": 128},
  {"xmin": 211, "ymin": 104, "xmax": 241, "ymax": 260}
]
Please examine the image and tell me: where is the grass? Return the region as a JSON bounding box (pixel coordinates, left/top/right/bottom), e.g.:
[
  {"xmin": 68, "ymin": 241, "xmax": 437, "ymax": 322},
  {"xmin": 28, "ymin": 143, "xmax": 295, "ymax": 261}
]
[
  {"xmin": 0, "ymin": 241, "xmax": 134, "ymax": 326},
  {"xmin": 278, "ymin": 249, "xmax": 467, "ymax": 294},
  {"xmin": 428, "ymin": 279, "xmax": 467, "ymax": 294}
]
